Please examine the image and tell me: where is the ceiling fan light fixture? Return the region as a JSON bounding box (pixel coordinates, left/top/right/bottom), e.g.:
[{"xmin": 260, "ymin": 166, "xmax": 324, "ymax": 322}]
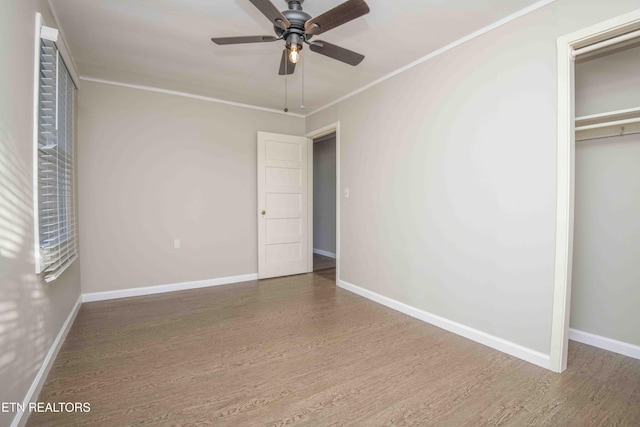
[
  {"xmin": 287, "ymin": 32, "xmax": 302, "ymax": 64},
  {"xmin": 289, "ymin": 45, "xmax": 300, "ymax": 64}
]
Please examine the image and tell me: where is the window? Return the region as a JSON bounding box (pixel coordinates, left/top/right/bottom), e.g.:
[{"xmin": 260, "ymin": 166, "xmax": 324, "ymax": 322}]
[{"xmin": 34, "ymin": 21, "xmax": 78, "ymax": 282}]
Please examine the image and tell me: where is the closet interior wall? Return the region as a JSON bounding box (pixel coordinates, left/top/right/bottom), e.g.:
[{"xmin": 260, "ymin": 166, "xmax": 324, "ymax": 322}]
[{"xmin": 571, "ymin": 40, "xmax": 640, "ymax": 351}]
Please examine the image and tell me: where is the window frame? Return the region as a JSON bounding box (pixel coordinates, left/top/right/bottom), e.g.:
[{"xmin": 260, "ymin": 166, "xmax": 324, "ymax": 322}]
[{"xmin": 33, "ymin": 13, "xmax": 80, "ymax": 281}]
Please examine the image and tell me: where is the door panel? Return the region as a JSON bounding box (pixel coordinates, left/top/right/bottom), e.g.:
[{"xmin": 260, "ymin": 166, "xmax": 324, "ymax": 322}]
[{"xmin": 258, "ymin": 132, "xmax": 309, "ymax": 279}]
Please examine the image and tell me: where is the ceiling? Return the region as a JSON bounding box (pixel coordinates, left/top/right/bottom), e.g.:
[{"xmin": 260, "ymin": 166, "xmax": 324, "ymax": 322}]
[{"xmin": 50, "ymin": 0, "xmax": 543, "ymax": 115}]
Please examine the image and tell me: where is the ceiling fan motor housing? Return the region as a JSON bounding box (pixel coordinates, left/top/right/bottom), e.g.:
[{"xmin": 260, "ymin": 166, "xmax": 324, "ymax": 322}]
[{"xmin": 275, "ymin": 0, "xmax": 312, "ymax": 50}]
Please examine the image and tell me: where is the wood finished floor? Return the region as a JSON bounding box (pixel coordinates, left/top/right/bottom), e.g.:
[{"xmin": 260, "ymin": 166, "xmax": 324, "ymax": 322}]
[
  {"xmin": 29, "ymin": 269, "xmax": 640, "ymax": 426},
  {"xmin": 313, "ymin": 253, "xmax": 336, "ymax": 271}
]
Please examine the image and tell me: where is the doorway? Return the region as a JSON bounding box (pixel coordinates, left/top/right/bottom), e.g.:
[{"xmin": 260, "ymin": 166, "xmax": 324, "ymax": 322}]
[
  {"xmin": 306, "ymin": 122, "xmax": 341, "ymax": 279},
  {"xmin": 256, "ymin": 124, "xmax": 340, "ymax": 280},
  {"xmin": 312, "ymin": 132, "xmax": 337, "ymax": 271},
  {"xmin": 552, "ymin": 10, "xmax": 640, "ymax": 373},
  {"xmin": 570, "ymin": 41, "xmax": 640, "ymax": 362}
]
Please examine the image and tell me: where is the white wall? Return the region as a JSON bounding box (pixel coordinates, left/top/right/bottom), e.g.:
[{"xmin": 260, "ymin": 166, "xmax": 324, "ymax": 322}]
[
  {"xmin": 78, "ymin": 81, "xmax": 305, "ymax": 293},
  {"xmin": 306, "ymin": 0, "xmax": 640, "ymax": 357},
  {"xmin": 313, "ymin": 135, "xmax": 336, "ymax": 255},
  {"xmin": 0, "ymin": 1, "xmax": 82, "ymax": 426},
  {"xmin": 571, "ymin": 43, "xmax": 640, "ymax": 347}
]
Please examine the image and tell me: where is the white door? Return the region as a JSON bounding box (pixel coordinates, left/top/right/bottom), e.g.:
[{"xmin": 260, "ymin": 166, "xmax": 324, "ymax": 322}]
[{"xmin": 257, "ymin": 132, "xmax": 309, "ymax": 279}]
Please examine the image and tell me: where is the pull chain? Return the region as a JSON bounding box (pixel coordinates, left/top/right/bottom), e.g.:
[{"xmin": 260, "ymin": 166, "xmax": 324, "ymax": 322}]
[
  {"xmin": 300, "ymin": 51, "xmax": 305, "ymax": 110},
  {"xmin": 284, "ymin": 56, "xmax": 289, "ymax": 113}
]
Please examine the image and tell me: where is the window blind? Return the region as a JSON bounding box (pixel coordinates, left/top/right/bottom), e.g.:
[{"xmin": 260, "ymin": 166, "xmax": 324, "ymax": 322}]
[{"xmin": 36, "ymin": 37, "xmax": 78, "ymax": 282}]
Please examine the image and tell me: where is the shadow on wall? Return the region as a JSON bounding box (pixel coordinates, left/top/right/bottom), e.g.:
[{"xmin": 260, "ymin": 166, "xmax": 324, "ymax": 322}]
[{"xmin": 0, "ymin": 126, "xmax": 52, "ymax": 423}]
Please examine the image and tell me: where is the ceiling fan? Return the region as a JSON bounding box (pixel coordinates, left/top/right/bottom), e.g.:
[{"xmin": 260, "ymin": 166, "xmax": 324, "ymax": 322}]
[{"xmin": 211, "ymin": 0, "xmax": 370, "ymax": 75}]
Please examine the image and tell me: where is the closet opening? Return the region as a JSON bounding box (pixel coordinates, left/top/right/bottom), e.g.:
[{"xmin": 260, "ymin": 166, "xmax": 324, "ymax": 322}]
[
  {"xmin": 570, "ymin": 38, "xmax": 640, "ymax": 361},
  {"xmin": 552, "ymin": 11, "xmax": 640, "ymax": 373}
]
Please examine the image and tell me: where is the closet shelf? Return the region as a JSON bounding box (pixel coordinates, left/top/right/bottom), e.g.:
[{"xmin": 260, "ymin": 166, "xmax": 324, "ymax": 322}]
[{"xmin": 576, "ymin": 106, "xmax": 640, "ymax": 141}]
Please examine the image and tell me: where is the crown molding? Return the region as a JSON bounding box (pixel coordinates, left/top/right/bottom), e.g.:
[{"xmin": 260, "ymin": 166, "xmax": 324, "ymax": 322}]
[
  {"xmin": 74, "ymin": 0, "xmax": 556, "ymax": 120},
  {"xmin": 79, "ymin": 76, "xmax": 306, "ymax": 118},
  {"xmin": 307, "ymin": 0, "xmax": 556, "ymax": 117}
]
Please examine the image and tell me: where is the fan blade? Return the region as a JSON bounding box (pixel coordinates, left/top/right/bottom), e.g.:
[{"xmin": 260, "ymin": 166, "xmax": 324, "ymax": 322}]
[
  {"xmin": 249, "ymin": 0, "xmax": 290, "ymax": 30},
  {"xmin": 305, "ymin": 0, "xmax": 370, "ymax": 36},
  {"xmin": 211, "ymin": 35, "xmax": 278, "ymax": 45},
  {"xmin": 309, "ymin": 41, "xmax": 364, "ymax": 66},
  {"xmin": 278, "ymin": 49, "xmax": 296, "ymax": 75}
]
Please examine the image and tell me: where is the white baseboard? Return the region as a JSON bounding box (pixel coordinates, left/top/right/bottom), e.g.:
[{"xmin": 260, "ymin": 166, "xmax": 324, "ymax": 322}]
[
  {"xmin": 82, "ymin": 273, "xmax": 259, "ymax": 303},
  {"xmin": 313, "ymin": 249, "xmax": 336, "ymax": 259},
  {"xmin": 11, "ymin": 295, "xmax": 82, "ymax": 427},
  {"xmin": 569, "ymin": 328, "xmax": 640, "ymax": 360},
  {"xmin": 338, "ymin": 280, "xmax": 551, "ymax": 370}
]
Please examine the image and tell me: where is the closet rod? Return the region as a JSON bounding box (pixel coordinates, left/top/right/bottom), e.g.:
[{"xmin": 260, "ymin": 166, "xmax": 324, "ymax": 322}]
[
  {"xmin": 573, "ymin": 28, "xmax": 640, "ymax": 57},
  {"xmin": 576, "ymin": 116, "xmax": 640, "ymax": 131}
]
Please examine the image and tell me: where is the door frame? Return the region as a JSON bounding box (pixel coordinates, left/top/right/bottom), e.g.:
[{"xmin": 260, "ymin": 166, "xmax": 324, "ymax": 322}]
[
  {"xmin": 306, "ymin": 122, "xmax": 340, "ymax": 280},
  {"xmin": 551, "ymin": 9, "xmax": 640, "ymax": 373}
]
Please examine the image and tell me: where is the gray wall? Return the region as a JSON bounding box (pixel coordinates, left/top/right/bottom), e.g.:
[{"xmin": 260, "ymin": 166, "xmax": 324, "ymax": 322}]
[
  {"xmin": 575, "ymin": 44, "xmax": 640, "ymax": 117},
  {"xmin": 571, "ymin": 43, "xmax": 640, "ymax": 346},
  {"xmin": 572, "ymin": 134, "xmax": 640, "ymax": 346},
  {"xmin": 313, "ymin": 135, "xmax": 337, "ymax": 255},
  {"xmin": 78, "ymin": 81, "xmax": 305, "ymax": 293},
  {"xmin": 0, "ymin": 1, "xmax": 82, "ymax": 426},
  {"xmin": 306, "ymin": 0, "xmax": 640, "ymax": 355}
]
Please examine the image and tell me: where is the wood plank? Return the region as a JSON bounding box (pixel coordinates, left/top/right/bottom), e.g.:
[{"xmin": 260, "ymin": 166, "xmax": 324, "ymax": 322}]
[{"xmin": 27, "ymin": 270, "xmax": 640, "ymax": 426}]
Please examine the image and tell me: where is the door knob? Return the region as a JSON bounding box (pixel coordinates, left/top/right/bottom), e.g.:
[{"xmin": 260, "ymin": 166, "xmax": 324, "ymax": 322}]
[{"xmin": 261, "ymin": 210, "xmax": 266, "ymax": 215}]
